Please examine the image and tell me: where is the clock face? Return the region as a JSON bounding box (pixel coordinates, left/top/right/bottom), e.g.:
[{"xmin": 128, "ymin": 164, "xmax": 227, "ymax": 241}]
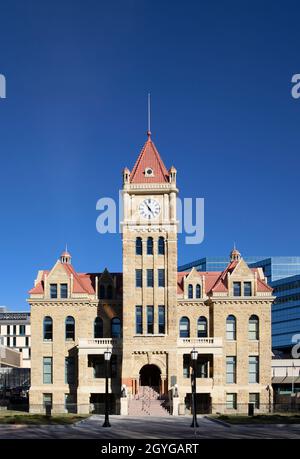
[{"xmin": 139, "ymin": 198, "xmax": 161, "ymax": 219}]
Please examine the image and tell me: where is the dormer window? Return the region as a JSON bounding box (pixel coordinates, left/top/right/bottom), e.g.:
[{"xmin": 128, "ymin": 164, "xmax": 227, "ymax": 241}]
[
  {"xmin": 244, "ymin": 282, "xmax": 252, "ymax": 296},
  {"xmin": 144, "ymin": 167, "xmax": 154, "ymax": 177},
  {"xmin": 233, "ymin": 282, "xmax": 241, "ymax": 296}
]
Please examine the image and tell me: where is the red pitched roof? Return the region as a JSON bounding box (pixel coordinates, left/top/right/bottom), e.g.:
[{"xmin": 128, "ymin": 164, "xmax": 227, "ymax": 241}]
[{"xmin": 130, "ymin": 135, "xmax": 169, "ymax": 183}]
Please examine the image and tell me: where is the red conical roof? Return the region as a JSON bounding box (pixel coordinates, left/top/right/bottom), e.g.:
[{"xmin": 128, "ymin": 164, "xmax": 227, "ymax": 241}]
[{"xmin": 130, "ymin": 134, "xmax": 169, "ymax": 183}]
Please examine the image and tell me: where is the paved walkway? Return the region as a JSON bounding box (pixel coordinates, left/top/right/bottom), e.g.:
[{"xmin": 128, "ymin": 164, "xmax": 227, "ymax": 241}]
[{"xmin": 0, "ymin": 416, "xmax": 300, "ymax": 439}]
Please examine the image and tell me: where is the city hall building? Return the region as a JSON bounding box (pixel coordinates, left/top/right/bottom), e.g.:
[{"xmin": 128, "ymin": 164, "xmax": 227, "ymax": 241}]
[{"xmin": 28, "ymin": 132, "xmax": 274, "ymax": 415}]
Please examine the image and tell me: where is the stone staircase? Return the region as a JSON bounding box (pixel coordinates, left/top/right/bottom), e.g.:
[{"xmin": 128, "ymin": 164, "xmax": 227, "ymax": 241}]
[{"xmin": 128, "ymin": 386, "xmax": 170, "ymax": 416}]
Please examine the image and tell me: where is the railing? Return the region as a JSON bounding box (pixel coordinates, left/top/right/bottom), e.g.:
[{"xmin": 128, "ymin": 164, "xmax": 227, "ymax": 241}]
[
  {"xmin": 78, "ymin": 338, "xmax": 121, "ymax": 348},
  {"xmin": 177, "ymin": 337, "xmax": 223, "ymax": 346}
]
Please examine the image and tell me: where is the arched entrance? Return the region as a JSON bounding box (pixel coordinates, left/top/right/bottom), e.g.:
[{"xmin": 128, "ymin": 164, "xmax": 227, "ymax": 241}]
[{"xmin": 139, "ymin": 364, "xmax": 161, "ymax": 388}]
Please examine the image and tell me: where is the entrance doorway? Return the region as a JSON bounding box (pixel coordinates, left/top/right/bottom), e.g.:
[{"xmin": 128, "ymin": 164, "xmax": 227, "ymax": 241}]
[{"xmin": 139, "ymin": 364, "xmax": 161, "ymax": 388}]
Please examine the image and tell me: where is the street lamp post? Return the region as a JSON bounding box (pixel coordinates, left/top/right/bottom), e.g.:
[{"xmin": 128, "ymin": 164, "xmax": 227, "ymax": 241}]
[
  {"xmin": 103, "ymin": 348, "xmax": 112, "ymax": 428},
  {"xmin": 190, "ymin": 347, "xmax": 199, "ymax": 428}
]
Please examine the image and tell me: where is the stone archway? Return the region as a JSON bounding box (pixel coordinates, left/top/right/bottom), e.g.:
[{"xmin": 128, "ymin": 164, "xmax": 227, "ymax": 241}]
[{"xmin": 139, "ymin": 364, "xmax": 161, "ymax": 388}]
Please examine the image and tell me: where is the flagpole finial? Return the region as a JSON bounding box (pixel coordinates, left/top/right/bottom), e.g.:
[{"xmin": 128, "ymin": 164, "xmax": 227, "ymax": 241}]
[{"xmin": 147, "ymin": 93, "xmax": 151, "ymax": 138}]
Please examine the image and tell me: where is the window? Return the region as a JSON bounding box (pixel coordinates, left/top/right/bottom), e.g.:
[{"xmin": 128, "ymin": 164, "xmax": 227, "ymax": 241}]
[
  {"xmin": 197, "ymin": 316, "xmax": 208, "ymax": 338},
  {"xmin": 43, "ymin": 357, "xmax": 53, "ymax": 384},
  {"xmin": 226, "ymin": 315, "xmax": 236, "ymax": 340},
  {"xmin": 43, "ymin": 316, "xmax": 53, "ymax": 341},
  {"xmin": 147, "ymin": 306, "xmax": 154, "ymax": 334},
  {"xmin": 233, "ymin": 282, "xmax": 241, "ymax": 296},
  {"xmin": 147, "ymin": 237, "xmax": 153, "ymax": 255},
  {"xmin": 136, "ymin": 306, "xmax": 143, "ymax": 334},
  {"xmin": 226, "ymin": 393, "xmax": 237, "ymax": 409},
  {"xmin": 147, "ymin": 269, "xmax": 154, "ymax": 287},
  {"xmin": 60, "ymin": 283, "xmax": 68, "ymax": 298},
  {"xmin": 13, "ymin": 325, "xmax": 16, "ymax": 335},
  {"xmin": 136, "ymin": 269, "xmax": 142, "ymax": 288},
  {"xmin": 249, "ymin": 315, "xmax": 259, "ymax": 340},
  {"xmin": 158, "ymin": 237, "xmax": 165, "ymax": 255},
  {"xmin": 244, "ymin": 282, "xmax": 252, "ymax": 296},
  {"xmin": 188, "ymin": 284, "xmax": 193, "ymax": 299},
  {"xmin": 196, "ymin": 359, "xmax": 208, "ymax": 378},
  {"xmin": 25, "ymin": 337, "xmax": 29, "ymax": 347},
  {"xmin": 136, "ymin": 237, "xmax": 142, "ymax": 255},
  {"xmin": 94, "ymin": 317, "xmax": 103, "ymax": 338},
  {"xmin": 99, "ymin": 285, "xmax": 105, "ymax": 299},
  {"xmin": 19, "ymin": 325, "xmax": 25, "ymax": 336},
  {"xmin": 6, "ymin": 325, "xmax": 10, "ymax": 335},
  {"xmin": 158, "ymin": 306, "xmax": 165, "ymax": 334},
  {"xmin": 183, "ymin": 354, "xmax": 190, "ymax": 378},
  {"xmin": 65, "ymin": 316, "xmax": 75, "ymax": 341},
  {"xmin": 107, "ymin": 285, "xmax": 113, "ymax": 299},
  {"xmin": 249, "ymin": 356, "xmax": 259, "ymax": 383},
  {"xmin": 65, "ymin": 357, "xmax": 75, "ymax": 384},
  {"xmin": 50, "ymin": 283, "xmax": 57, "ymax": 299},
  {"xmin": 249, "ymin": 393, "xmax": 260, "ymax": 409},
  {"xmin": 226, "ymin": 356, "xmax": 236, "ymax": 384},
  {"xmin": 179, "ymin": 317, "xmax": 190, "ymax": 338},
  {"xmin": 196, "ymin": 284, "xmax": 201, "ymax": 299},
  {"xmin": 43, "ymin": 393, "xmax": 52, "ymax": 409},
  {"xmin": 111, "ymin": 317, "xmax": 121, "ymax": 338},
  {"xmin": 65, "ymin": 393, "xmax": 76, "ymax": 413},
  {"xmin": 158, "ymin": 269, "xmax": 165, "ymax": 287},
  {"xmin": 6, "ymin": 337, "xmax": 10, "ymax": 346},
  {"xmin": 13, "ymin": 337, "xmax": 16, "ymax": 347}
]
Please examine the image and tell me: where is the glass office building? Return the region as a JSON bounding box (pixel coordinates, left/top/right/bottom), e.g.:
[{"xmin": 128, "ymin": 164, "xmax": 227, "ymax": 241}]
[{"xmin": 179, "ymin": 256, "xmax": 300, "ymax": 351}]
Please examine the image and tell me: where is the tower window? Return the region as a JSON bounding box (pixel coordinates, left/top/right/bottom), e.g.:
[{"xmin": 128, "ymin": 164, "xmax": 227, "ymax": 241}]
[
  {"xmin": 135, "ymin": 306, "xmax": 143, "ymax": 335},
  {"xmin": 147, "ymin": 269, "xmax": 154, "ymax": 287},
  {"xmin": 158, "ymin": 306, "xmax": 165, "ymax": 334},
  {"xmin": 136, "ymin": 269, "xmax": 142, "ymax": 288},
  {"xmin": 158, "ymin": 269, "xmax": 165, "ymax": 287},
  {"xmin": 147, "ymin": 306, "xmax": 154, "ymax": 334},
  {"xmin": 188, "ymin": 284, "xmax": 193, "ymax": 299},
  {"xmin": 196, "ymin": 284, "xmax": 201, "ymax": 299},
  {"xmin": 147, "ymin": 237, "xmax": 153, "ymax": 255},
  {"xmin": 158, "ymin": 237, "xmax": 165, "ymax": 255},
  {"xmin": 136, "ymin": 237, "xmax": 142, "ymax": 255}
]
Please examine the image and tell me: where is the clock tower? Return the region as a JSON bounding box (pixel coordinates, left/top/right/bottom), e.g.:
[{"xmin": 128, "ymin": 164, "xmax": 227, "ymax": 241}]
[{"xmin": 121, "ymin": 131, "xmax": 179, "ymax": 396}]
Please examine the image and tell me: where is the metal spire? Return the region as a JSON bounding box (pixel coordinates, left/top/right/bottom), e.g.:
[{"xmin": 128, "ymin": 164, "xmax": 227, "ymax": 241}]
[{"xmin": 147, "ymin": 93, "xmax": 151, "ymax": 138}]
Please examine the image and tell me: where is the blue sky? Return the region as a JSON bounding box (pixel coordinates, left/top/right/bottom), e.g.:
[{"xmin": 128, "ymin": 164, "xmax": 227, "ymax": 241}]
[{"xmin": 0, "ymin": 0, "xmax": 299, "ymax": 311}]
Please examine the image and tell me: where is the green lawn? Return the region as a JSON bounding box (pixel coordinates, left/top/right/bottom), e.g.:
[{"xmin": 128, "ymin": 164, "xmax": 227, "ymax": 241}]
[
  {"xmin": 0, "ymin": 411, "xmax": 89, "ymax": 425},
  {"xmin": 214, "ymin": 414, "xmax": 300, "ymax": 424}
]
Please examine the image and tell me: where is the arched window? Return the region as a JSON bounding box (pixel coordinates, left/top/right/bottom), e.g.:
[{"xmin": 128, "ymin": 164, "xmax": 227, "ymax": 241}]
[
  {"xmin": 158, "ymin": 237, "xmax": 165, "ymax": 255},
  {"xmin": 99, "ymin": 285, "xmax": 105, "ymax": 299},
  {"xmin": 111, "ymin": 317, "xmax": 121, "ymax": 338},
  {"xmin": 179, "ymin": 317, "xmax": 190, "ymax": 338},
  {"xmin": 196, "ymin": 284, "xmax": 201, "ymax": 299},
  {"xmin": 136, "ymin": 237, "xmax": 142, "ymax": 255},
  {"xmin": 107, "ymin": 285, "xmax": 113, "ymax": 299},
  {"xmin": 65, "ymin": 316, "xmax": 75, "ymax": 341},
  {"xmin": 197, "ymin": 316, "xmax": 207, "ymax": 338},
  {"xmin": 43, "ymin": 316, "xmax": 53, "ymax": 341},
  {"xmin": 226, "ymin": 315, "xmax": 236, "ymax": 341},
  {"xmin": 249, "ymin": 315, "xmax": 259, "ymax": 340},
  {"xmin": 147, "ymin": 237, "xmax": 153, "ymax": 255},
  {"xmin": 188, "ymin": 284, "xmax": 193, "ymax": 299},
  {"xmin": 94, "ymin": 317, "xmax": 103, "ymax": 339}
]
